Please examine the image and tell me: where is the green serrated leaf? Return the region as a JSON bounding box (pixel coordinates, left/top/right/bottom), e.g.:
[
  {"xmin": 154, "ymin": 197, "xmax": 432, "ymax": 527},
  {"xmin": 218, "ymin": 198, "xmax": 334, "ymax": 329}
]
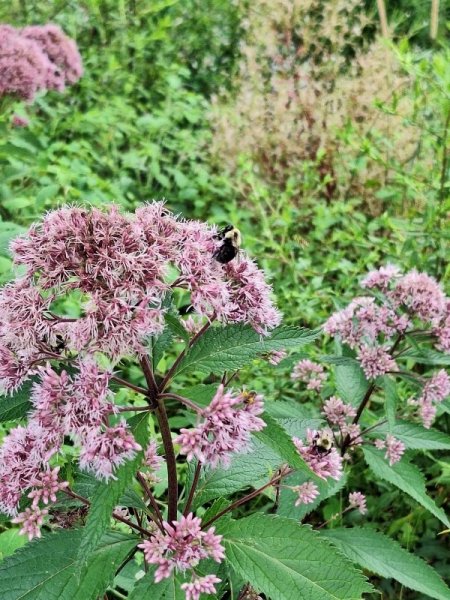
[
  {"xmin": 382, "ymin": 376, "xmax": 398, "ymax": 430},
  {"xmin": 0, "ymin": 529, "xmax": 27, "ymax": 561},
  {"xmin": 75, "ymin": 412, "xmax": 149, "ymax": 569},
  {"xmin": 0, "ymin": 380, "xmax": 33, "ymax": 422},
  {"xmin": 164, "ymin": 313, "xmax": 189, "ymax": 343},
  {"xmin": 193, "ymin": 439, "xmax": 281, "ymax": 508},
  {"xmin": 335, "ymin": 360, "xmax": 369, "ymax": 407},
  {"xmin": 255, "ymin": 414, "xmax": 319, "ymax": 479},
  {"xmin": 175, "ymin": 325, "xmax": 320, "ymax": 377},
  {"xmin": 401, "ymin": 349, "xmax": 450, "ymax": 366},
  {"xmin": 0, "ymin": 529, "xmax": 137, "ymax": 600},
  {"xmin": 368, "ymin": 421, "xmax": 450, "ymax": 450},
  {"xmin": 363, "ymin": 446, "xmax": 450, "ymax": 527},
  {"xmin": 323, "ymin": 527, "xmax": 450, "ymax": 600},
  {"xmin": 217, "ymin": 514, "xmax": 372, "ymax": 600}
]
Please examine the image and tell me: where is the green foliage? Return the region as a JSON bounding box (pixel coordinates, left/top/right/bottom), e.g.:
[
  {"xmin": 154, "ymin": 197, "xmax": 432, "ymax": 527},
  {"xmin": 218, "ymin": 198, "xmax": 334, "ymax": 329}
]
[
  {"xmin": 0, "ymin": 529, "xmax": 137, "ymax": 600},
  {"xmin": 128, "ymin": 568, "xmax": 186, "ymax": 600},
  {"xmin": 323, "ymin": 527, "xmax": 450, "ymax": 600},
  {"xmin": 175, "ymin": 324, "xmax": 320, "ymax": 377},
  {"xmin": 363, "ymin": 446, "xmax": 450, "ymax": 528},
  {"xmin": 0, "ymin": 380, "xmax": 33, "ymax": 422},
  {"xmin": 217, "ymin": 514, "xmax": 373, "ymax": 600}
]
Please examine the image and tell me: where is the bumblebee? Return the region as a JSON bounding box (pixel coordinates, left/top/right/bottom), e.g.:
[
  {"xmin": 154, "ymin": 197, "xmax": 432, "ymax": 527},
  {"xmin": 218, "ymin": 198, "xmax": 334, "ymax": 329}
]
[
  {"xmin": 312, "ymin": 430, "xmax": 333, "ymax": 455},
  {"xmin": 213, "ymin": 225, "xmax": 242, "ymax": 264},
  {"xmin": 241, "ymin": 390, "xmax": 257, "ymax": 405}
]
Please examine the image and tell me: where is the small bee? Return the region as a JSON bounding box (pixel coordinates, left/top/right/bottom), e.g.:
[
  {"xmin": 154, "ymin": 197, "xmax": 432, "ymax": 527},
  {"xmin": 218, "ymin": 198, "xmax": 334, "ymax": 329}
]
[
  {"xmin": 311, "ymin": 430, "xmax": 333, "ymax": 455},
  {"xmin": 241, "ymin": 390, "xmax": 257, "ymax": 405},
  {"xmin": 213, "ymin": 225, "xmax": 242, "ymax": 264}
]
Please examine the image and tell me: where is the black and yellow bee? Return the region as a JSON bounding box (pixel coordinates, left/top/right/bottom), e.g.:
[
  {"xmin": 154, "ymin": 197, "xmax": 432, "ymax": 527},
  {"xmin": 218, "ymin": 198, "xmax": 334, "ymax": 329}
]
[
  {"xmin": 213, "ymin": 225, "xmax": 242, "ymax": 264},
  {"xmin": 312, "ymin": 430, "xmax": 333, "ymax": 455}
]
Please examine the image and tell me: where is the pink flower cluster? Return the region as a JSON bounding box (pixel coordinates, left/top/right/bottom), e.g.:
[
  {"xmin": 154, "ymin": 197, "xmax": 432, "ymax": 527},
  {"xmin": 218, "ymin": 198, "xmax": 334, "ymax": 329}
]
[
  {"xmin": 0, "ymin": 23, "xmax": 82, "ymax": 101},
  {"xmin": 324, "ymin": 267, "xmax": 450, "ymax": 379},
  {"xmin": 143, "ymin": 440, "xmax": 164, "ymax": 484},
  {"xmin": 291, "ymin": 359, "xmax": 327, "ymax": 390},
  {"xmin": 408, "ymin": 369, "xmax": 450, "ymax": 429},
  {"xmin": 0, "ymin": 203, "xmax": 279, "ymax": 395},
  {"xmin": 374, "ymin": 435, "xmax": 405, "ymax": 465},
  {"xmin": 138, "ymin": 513, "xmax": 224, "ymax": 597},
  {"xmin": 348, "ymin": 491, "xmax": 367, "ymax": 514},
  {"xmin": 292, "ymin": 481, "xmax": 319, "ymax": 506},
  {"xmin": 322, "ymin": 396, "xmax": 362, "ymax": 448},
  {"xmin": 0, "ymin": 360, "xmax": 139, "ymax": 516},
  {"xmin": 293, "ymin": 429, "xmax": 343, "ymax": 481},
  {"xmin": 176, "ymin": 385, "xmax": 265, "ymax": 468}
]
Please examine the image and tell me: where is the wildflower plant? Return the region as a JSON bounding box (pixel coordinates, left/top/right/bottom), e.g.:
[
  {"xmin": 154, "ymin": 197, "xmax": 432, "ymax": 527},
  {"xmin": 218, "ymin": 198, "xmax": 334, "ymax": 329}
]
[{"xmin": 0, "ymin": 203, "xmax": 377, "ymax": 600}]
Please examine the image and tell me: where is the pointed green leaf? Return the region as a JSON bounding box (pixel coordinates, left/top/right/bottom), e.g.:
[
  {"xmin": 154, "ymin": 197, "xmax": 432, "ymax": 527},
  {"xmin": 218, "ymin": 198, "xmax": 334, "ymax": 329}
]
[
  {"xmin": 218, "ymin": 514, "xmax": 372, "ymax": 600},
  {"xmin": 0, "ymin": 529, "xmax": 27, "ymax": 560},
  {"xmin": 174, "ymin": 324, "xmax": 320, "ymax": 377},
  {"xmin": 335, "ymin": 361, "xmax": 369, "ymax": 407},
  {"xmin": 323, "ymin": 527, "xmax": 450, "ymax": 600},
  {"xmin": 76, "ymin": 412, "xmax": 149, "ymax": 567},
  {"xmin": 382, "ymin": 376, "xmax": 398, "ymax": 430},
  {"xmin": 0, "ymin": 380, "xmax": 33, "ymax": 422},
  {"xmin": 363, "ymin": 446, "xmax": 450, "ymax": 527},
  {"xmin": 164, "ymin": 313, "xmax": 190, "ymax": 343},
  {"xmin": 0, "ymin": 529, "xmax": 137, "ymax": 600}
]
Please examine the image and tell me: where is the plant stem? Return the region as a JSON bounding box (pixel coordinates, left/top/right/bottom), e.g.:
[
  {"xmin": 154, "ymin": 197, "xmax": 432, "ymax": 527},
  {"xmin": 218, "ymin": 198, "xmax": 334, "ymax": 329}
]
[
  {"xmin": 183, "ymin": 462, "xmax": 202, "ymax": 516},
  {"xmin": 116, "ymin": 405, "xmax": 151, "ymax": 413},
  {"xmin": 136, "ymin": 472, "xmax": 164, "ymax": 530},
  {"xmin": 63, "ymin": 488, "xmax": 152, "ymax": 537},
  {"xmin": 155, "ymin": 398, "xmax": 178, "ymax": 522},
  {"xmin": 159, "ymin": 392, "xmax": 203, "ymax": 413},
  {"xmin": 203, "ymin": 468, "xmax": 292, "ymax": 528},
  {"xmin": 140, "ymin": 356, "xmax": 159, "ymax": 402},
  {"xmin": 159, "ymin": 318, "xmax": 214, "ymax": 392},
  {"xmin": 111, "ymin": 375, "xmax": 149, "ymax": 396}
]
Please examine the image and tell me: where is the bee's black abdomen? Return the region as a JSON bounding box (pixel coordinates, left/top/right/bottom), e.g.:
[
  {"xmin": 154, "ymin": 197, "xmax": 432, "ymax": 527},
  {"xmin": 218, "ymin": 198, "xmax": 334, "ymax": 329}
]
[{"xmin": 213, "ymin": 243, "xmax": 238, "ymax": 264}]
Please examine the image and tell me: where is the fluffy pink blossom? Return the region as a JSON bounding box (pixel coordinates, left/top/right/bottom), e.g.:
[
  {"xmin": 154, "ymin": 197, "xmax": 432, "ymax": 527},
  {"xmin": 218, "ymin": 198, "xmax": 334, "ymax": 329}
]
[
  {"xmin": 0, "ymin": 26, "xmax": 50, "ymax": 100},
  {"xmin": 138, "ymin": 513, "xmax": 224, "ymax": 583},
  {"xmin": 348, "ymin": 491, "xmax": 367, "ymax": 514},
  {"xmin": 181, "ymin": 575, "xmax": 222, "ymax": 600},
  {"xmin": 176, "ymin": 385, "xmax": 265, "ymax": 468},
  {"xmin": 410, "ymin": 370, "xmax": 450, "ymax": 428},
  {"xmin": 374, "ymin": 435, "xmax": 405, "ymax": 465},
  {"xmin": 341, "ymin": 423, "xmax": 363, "ymax": 447},
  {"xmin": 21, "ymin": 24, "xmax": 82, "ymax": 89},
  {"xmin": 361, "ymin": 265, "xmax": 401, "ymax": 290},
  {"xmin": 291, "ymin": 359, "xmax": 327, "ymax": 390},
  {"xmin": 267, "ymin": 349, "xmax": 287, "ymax": 365},
  {"xmin": 27, "ymin": 466, "xmax": 68, "ymax": 507},
  {"xmin": 11, "ymin": 506, "xmax": 48, "ymax": 541},
  {"xmin": 143, "ymin": 441, "xmax": 164, "ymax": 484},
  {"xmin": 79, "ymin": 421, "xmax": 141, "ymax": 480},
  {"xmin": 322, "ymin": 396, "xmax": 356, "ymax": 426},
  {"xmin": 292, "ymin": 481, "xmax": 319, "ymax": 506},
  {"xmin": 293, "ymin": 429, "xmax": 343, "ymax": 480},
  {"xmin": 357, "ymin": 345, "xmax": 397, "ymax": 379},
  {"xmin": 389, "ymin": 271, "xmax": 446, "ymax": 322}
]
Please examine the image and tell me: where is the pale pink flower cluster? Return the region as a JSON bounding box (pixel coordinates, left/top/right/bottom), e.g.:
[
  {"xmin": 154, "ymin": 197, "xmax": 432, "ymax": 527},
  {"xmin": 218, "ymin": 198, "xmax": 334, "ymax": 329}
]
[
  {"xmin": 322, "ymin": 397, "xmax": 362, "ymax": 448},
  {"xmin": 408, "ymin": 370, "xmax": 450, "ymax": 429},
  {"xmin": 292, "ymin": 481, "xmax": 319, "ymax": 506},
  {"xmin": 0, "ymin": 204, "xmax": 279, "ymax": 392},
  {"xmin": 143, "ymin": 441, "xmax": 164, "ymax": 484},
  {"xmin": 324, "ymin": 267, "xmax": 450, "ymax": 379},
  {"xmin": 348, "ymin": 491, "xmax": 367, "ymax": 514},
  {"xmin": 374, "ymin": 435, "xmax": 405, "ymax": 465},
  {"xmin": 138, "ymin": 513, "xmax": 224, "ymax": 591},
  {"xmin": 291, "ymin": 359, "xmax": 327, "ymax": 390},
  {"xmin": 181, "ymin": 575, "xmax": 222, "ymax": 600},
  {"xmin": 293, "ymin": 429, "xmax": 343, "ymax": 481},
  {"xmin": 11, "ymin": 506, "xmax": 48, "ymax": 541},
  {"xmin": 267, "ymin": 349, "xmax": 287, "ymax": 365},
  {"xmin": 0, "ymin": 23, "xmax": 82, "ymax": 101},
  {"xmin": 176, "ymin": 385, "xmax": 265, "ymax": 468},
  {"xmin": 0, "ymin": 360, "xmax": 139, "ymax": 516},
  {"xmin": 322, "ymin": 396, "xmax": 356, "ymax": 427}
]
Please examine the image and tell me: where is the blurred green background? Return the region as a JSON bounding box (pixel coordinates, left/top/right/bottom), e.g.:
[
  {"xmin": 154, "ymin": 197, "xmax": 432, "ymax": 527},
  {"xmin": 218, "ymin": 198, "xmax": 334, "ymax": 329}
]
[{"xmin": 0, "ymin": 1, "xmax": 449, "ymax": 597}]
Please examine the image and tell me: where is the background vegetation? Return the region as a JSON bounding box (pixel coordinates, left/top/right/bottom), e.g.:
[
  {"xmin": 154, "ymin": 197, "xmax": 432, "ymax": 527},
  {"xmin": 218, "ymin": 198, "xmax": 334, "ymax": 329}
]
[{"xmin": 0, "ymin": 1, "xmax": 449, "ymax": 598}]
